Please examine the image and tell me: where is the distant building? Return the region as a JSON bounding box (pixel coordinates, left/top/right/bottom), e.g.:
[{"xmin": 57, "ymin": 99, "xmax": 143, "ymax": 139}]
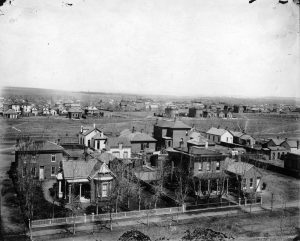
[
  {"xmin": 67, "ymin": 107, "xmax": 82, "ymax": 119},
  {"xmin": 280, "ymin": 140, "xmax": 300, "ymax": 153},
  {"xmin": 78, "ymin": 124, "xmax": 106, "ymax": 150},
  {"xmin": 165, "ymin": 105, "xmax": 178, "ymax": 118},
  {"xmin": 106, "ymin": 136, "xmax": 132, "ymax": 159},
  {"xmin": 3, "ymin": 109, "xmax": 19, "ymax": 119},
  {"xmin": 188, "ymin": 106, "xmax": 204, "ymax": 118}
]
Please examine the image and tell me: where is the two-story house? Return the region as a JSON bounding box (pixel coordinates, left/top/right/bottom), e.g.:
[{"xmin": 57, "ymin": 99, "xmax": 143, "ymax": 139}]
[
  {"xmin": 106, "ymin": 136, "xmax": 132, "ymax": 159},
  {"xmin": 153, "ymin": 119, "xmax": 191, "ymax": 150},
  {"xmin": 15, "ymin": 140, "xmax": 65, "ymax": 181}
]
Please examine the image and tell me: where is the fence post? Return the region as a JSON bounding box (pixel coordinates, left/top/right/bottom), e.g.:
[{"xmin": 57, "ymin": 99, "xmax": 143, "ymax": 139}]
[
  {"xmin": 92, "ymin": 213, "xmax": 94, "ymax": 222},
  {"xmin": 238, "ymin": 197, "xmax": 241, "ymax": 206},
  {"xmin": 244, "ymin": 197, "xmax": 247, "ymax": 206},
  {"xmin": 28, "ymin": 219, "xmax": 32, "ymax": 240},
  {"xmin": 84, "ymin": 213, "xmax": 86, "ymax": 223}
]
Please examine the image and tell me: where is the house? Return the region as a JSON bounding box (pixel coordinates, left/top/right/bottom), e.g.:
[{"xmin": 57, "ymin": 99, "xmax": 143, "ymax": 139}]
[
  {"xmin": 165, "ymin": 105, "xmax": 178, "ymax": 118},
  {"xmin": 224, "ymin": 111, "xmax": 233, "ymax": 119},
  {"xmin": 50, "ymin": 109, "xmax": 58, "ymax": 116},
  {"xmin": 217, "ymin": 111, "xmax": 225, "ymax": 118},
  {"xmin": 58, "ymin": 154, "xmax": 115, "ymax": 204},
  {"xmin": 233, "ymin": 105, "xmax": 244, "ymax": 113},
  {"xmin": 206, "ymin": 127, "xmax": 233, "ymax": 144},
  {"xmin": 91, "ymin": 132, "xmax": 108, "ymax": 151},
  {"xmin": 31, "ymin": 107, "xmax": 39, "ymax": 116},
  {"xmin": 68, "ymin": 107, "xmax": 82, "ymax": 119},
  {"xmin": 230, "ymin": 131, "xmax": 256, "ymax": 147},
  {"xmin": 188, "ymin": 106, "xmax": 204, "ymax": 118},
  {"xmin": 106, "ymin": 136, "xmax": 132, "ymax": 159},
  {"xmin": 280, "ymin": 140, "xmax": 300, "ymax": 153},
  {"xmin": 84, "ymin": 106, "xmax": 100, "ymax": 116},
  {"xmin": 262, "ymin": 146, "xmax": 288, "ymax": 160},
  {"xmin": 262, "ymin": 138, "xmax": 285, "ymax": 148},
  {"xmin": 42, "ymin": 107, "xmax": 50, "ymax": 115},
  {"xmin": 78, "ymin": 124, "xmax": 106, "ymax": 150},
  {"xmin": 153, "ymin": 119, "xmax": 191, "ymax": 150},
  {"xmin": 120, "ymin": 127, "xmax": 157, "ymax": 153},
  {"xmin": 168, "ymin": 146, "xmax": 230, "ymax": 197},
  {"xmin": 226, "ymin": 162, "xmax": 262, "ymax": 193},
  {"xmin": 186, "ymin": 131, "xmax": 215, "ymax": 151},
  {"xmin": 15, "ymin": 140, "xmax": 65, "ymax": 181},
  {"xmin": 11, "ymin": 103, "xmax": 21, "ymax": 112},
  {"xmin": 4, "ymin": 109, "xmax": 19, "ymax": 119}
]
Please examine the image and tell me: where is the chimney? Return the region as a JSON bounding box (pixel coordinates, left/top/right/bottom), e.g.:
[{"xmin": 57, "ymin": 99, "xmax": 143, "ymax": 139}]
[
  {"xmin": 57, "ymin": 138, "xmax": 61, "ymax": 145},
  {"xmin": 80, "ymin": 126, "xmax": 83, "ymax": 133},
  {"xmin": 217, "ymin": 125, "xmax": 220, "ymax": 129},
  {"xmin": 100, "ymin": 132, "xmax": 103, "ymax": 138},
  {"xmin": 93, "ymin": 123, "xmax": 96, "ymax": 129},
  {"xmin": 132, "ymin": 126, "xmax": 135, "ymax": 133},
  {"xmin": 205, "ymin": 141, "xmax": 208, "ymax": 149}
]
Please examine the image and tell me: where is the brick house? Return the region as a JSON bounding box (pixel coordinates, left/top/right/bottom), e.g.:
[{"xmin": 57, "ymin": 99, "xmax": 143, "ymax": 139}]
[
  {"xmin": 15, "ymin": 140, "xmax": 65, "ymax": 181},
  {"xmin": 226, "ymin": 162, "xmax": 262, "ymax": 193},
  {"xmin": 153, "ymin": 119, "xmax": 191, "ymax": 150}
]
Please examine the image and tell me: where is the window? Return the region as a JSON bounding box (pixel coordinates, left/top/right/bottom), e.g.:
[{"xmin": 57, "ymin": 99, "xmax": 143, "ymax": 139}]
[
  {"xmin": 249, "ymin": 178, "xmax": 253, "ymax": 188},
  {"xmin": 32, "ymin": 154, "xmax": 36, "ymax": 163},
  {"xmin": 216, "ymin": 161, "xmax": 220, "ymax": 171},
  {"xmin": 97, "ymin": 141, "xmax": 100, "ymax": 150},
  {"xmin": 272, "ymin": 153, "xmax": 275, "ymax": 160},
  {"xmin": 123, "ymin": 151, "xmax": 128, "ymax": 159},
  {"xmin": 102, "ymin": 183, "xmax": 108, "ymax": 197},
  {"xmin": 22, "ymin": 166, "xmax": 26, "ymax": 177},
  {"xmin": 113, "ymin": 151, "xmax": 120, "ymax": 158},
  {"xmin": 31, "ymin": 167, "xmax": 36, "ymax": 176},
  {"xmin": 51, "ymin": 166, "xmax": 56, "ymax": 176},
  {"xmin": 51, "ymin": 154, "xmax": 56, "ymax": 162},
  {"xmin": 206, "ymin": 162, "xmax": 211, "ymax": 171},
  {"xmin": 277, "ymin": 152, "xmax": 280, "ymax": 159},
  {"xmin": 88, "ymin": 140, "xmax": 91, "ymax": 147},
  {"xmin": 198, "ymin": 162, "xmax": 203, "ymax": 172}
]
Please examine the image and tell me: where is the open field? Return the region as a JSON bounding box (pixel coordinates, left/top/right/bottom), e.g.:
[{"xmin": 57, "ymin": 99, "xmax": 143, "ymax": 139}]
[{"xmin": 1, "ymin": 112, "xmax": 299, "ymax": 144}]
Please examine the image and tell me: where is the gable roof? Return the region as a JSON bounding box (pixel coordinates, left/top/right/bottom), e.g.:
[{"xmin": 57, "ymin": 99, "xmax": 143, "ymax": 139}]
[
  {"xmin": 106, "ymin": 137, "xmax": 132, "ymax": 149},
  {"xmin": 92, "ymin": 152, "xmax": 116, "ymax": 164},
  {"xmin": 68, "ymin": 107, "xmax": 82, "ymax": 113},
  {"xmin": 268, "ymin": 138, "xmax": 285, "ymax": 146},
  {"xmin": 282, "ymin": 140, "xmax": 298, "ymax": 148},
  {"xmin": 226, "ymin": 162, "xmax": 254, "ymax": 175},
  {"xmin": 62, "ymin": 159, "xmax": 98, "ymax": 179},
  {"xmin": 16, "ymin": 140, "xmax": 64, "ymax": 152},
  {"xmin": 4, "ymin": 109, "xmax": 19, "ymax": 114},
  {"xmin": 81, "ymin": 127, "xmax": 101, "ymax": 136},
  {"xmin": 230, "ymin": 131, "xmax": 244, "ymax": 138},
  {"xmin": 206, "ymin": 127, "xmax": 230, "ymax": 136}
]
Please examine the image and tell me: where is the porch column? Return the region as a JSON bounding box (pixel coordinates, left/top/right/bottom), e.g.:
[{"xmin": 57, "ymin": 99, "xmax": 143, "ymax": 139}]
[
  {"xmin": 58, "ymin": 180, "xmax": 63, "ymax": 198},
  {"xmin": 208, "ymin": 180, "xmax": 211, "ymax": 194},
  {"xmin": 216, "ymin": 179, "xmax": 219, "ymax": 195},
  {"xmin": 79, "ymin": 183, "xmax": 82, "ymax": 200},
  {"xmin": 226, "ymin": 178, "xmax": 229, "ymax": 194},
  {"xmin": 68, "ymin": 184, "xmax": 72, "ymax": 203},
  {"xmin": 199, "ymin": 180, "xmax": 201, "ymax": 197}
]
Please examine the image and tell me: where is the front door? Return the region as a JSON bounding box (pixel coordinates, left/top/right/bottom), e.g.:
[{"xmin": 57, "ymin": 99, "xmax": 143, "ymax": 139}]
[{"xmin": 39, "ymin": 166, "xmax": 45, "ymax": 180}]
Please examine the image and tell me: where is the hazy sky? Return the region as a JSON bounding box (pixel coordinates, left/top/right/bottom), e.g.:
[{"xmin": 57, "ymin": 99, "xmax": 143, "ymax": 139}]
[{"xmin": 0, "ymin": 0, "xmax": 299, "ymax": 97}]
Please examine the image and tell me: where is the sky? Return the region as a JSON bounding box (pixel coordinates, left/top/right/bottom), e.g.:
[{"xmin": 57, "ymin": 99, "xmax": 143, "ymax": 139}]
[{"xmin": 0, "ymin": 0, "xmax": 299, "ymax": 98}]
